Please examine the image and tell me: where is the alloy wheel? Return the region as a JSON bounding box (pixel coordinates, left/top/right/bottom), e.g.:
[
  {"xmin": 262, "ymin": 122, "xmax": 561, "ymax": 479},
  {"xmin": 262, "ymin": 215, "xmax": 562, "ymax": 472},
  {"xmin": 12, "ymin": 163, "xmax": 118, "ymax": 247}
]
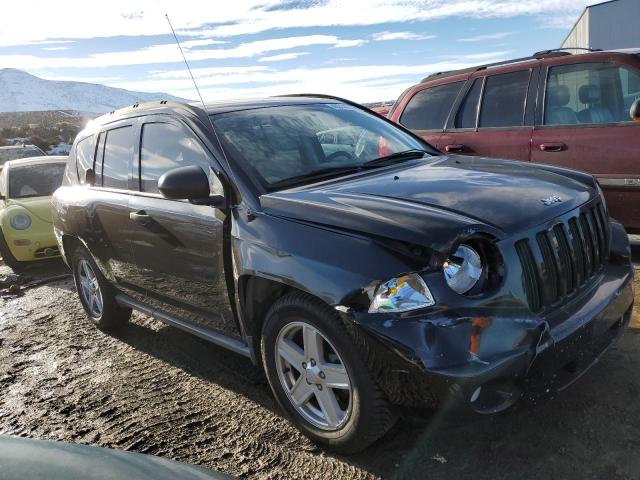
[
  {"xmin": 78, "ymin": 259, "xmax": 103, "ymax": 317},
  {"xmin": 275, "ymin": 321, "xmax": 353, "ymax": 431}
]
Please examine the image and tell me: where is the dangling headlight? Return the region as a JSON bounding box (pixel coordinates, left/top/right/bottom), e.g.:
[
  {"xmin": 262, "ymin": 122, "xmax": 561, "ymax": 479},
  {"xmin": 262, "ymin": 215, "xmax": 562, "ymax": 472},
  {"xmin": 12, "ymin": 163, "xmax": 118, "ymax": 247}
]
[
  {"xmin": 10, "ymin": 213, "xmax": 32, "ymax": 230},
  {"xmin": 369, "ymin": 273, "xmax": 435, "ymax": 313},
  {"xmin": 444, "ymin": 244, "xmax": 483, "ymax": 295}
]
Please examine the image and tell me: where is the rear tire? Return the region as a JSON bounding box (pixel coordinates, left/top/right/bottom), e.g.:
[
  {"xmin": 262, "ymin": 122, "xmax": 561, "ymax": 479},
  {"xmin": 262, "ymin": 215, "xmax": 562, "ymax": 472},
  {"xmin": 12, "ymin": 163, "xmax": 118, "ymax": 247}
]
[
  {"xmin": 261, "ymin": 292, "xmax": 395, "ymax": 453},
  {"xmin": 0, "ymin": 230, "xmax": 27, "ymax": 273},
  {"xmin": 72, "ymin": 246, "xmax": 131, "ymax": 331}
]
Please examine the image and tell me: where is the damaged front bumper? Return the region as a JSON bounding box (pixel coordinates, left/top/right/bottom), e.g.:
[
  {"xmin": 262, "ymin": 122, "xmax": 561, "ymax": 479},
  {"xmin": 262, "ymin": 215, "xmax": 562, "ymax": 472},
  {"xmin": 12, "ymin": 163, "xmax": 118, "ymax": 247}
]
[{"xmin": 339, "ymin": 256, "xmax": 634, "ymax": 413}]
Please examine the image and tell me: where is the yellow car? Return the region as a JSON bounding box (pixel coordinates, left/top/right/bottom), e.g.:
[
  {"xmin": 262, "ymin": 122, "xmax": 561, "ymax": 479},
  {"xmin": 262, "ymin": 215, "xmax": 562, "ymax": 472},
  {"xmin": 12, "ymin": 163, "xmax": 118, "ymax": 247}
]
[{"xmin": 0, "ymin": 156, "xmax": 68, "ymax": 272}]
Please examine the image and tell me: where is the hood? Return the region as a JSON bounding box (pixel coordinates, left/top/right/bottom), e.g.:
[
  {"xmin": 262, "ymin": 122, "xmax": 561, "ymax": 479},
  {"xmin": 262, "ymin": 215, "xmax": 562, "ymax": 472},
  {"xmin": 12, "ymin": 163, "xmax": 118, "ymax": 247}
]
[
  {"xmin": 261, "ymin": 155, "xmax": 594, "ymax": 251},
  {"xmin": 8, "ymin": 196, "xmax": 53, "ymax": 223}
]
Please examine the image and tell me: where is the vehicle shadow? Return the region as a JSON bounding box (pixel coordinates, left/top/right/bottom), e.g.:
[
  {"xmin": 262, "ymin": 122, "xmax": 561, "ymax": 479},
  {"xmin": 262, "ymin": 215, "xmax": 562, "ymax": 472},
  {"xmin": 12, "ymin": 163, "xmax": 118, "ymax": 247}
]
[{"xmin": 113, "ymin": 318, "xmax": 277, "ymax": 410}]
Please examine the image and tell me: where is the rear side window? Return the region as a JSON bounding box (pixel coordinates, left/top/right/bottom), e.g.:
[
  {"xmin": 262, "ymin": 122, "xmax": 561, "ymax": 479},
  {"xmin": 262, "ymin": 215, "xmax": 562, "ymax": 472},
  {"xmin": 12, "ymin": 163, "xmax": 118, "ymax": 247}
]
[
  {"xmin": 399, "ymin": 81, "xmax": 464, "ymax": 130},
  {"xmin": 455, "ymin": 79, "xmax": 483, "ymax": 129},
  {"xmin": 544, "ymin": 62, "xmax": 640, "ymax": 125},
  {"xmin": 75, "ymin": 136, "xmax": 94, "ymax": 185},
  {"xmin": 479, "ymin": 70, "xmax": 530, "ymax": 128},
  {"xmin": 139, "ymin": 122, "xmax": 218, "ymax": 194},
  {"xmin": 101, "ymin": 126, "xmax": 133, "ymax": 189}
]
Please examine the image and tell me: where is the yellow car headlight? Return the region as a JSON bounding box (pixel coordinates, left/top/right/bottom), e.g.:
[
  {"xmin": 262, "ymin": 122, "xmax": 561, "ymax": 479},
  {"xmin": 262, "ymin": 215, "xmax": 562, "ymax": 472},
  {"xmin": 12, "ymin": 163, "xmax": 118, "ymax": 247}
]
[{"xmin": 10, "ymin": 213, "xmax": 32, "ymax": 230}]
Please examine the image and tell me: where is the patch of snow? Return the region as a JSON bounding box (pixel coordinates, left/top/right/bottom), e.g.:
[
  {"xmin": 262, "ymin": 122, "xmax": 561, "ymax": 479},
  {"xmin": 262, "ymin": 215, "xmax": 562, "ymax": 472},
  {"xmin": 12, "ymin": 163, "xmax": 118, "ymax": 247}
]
[
  {"xmin": 47, "ymin": 142, "xmax": 72, "ymax": 155},
  {"xmin": 0, "ymin": 68, "xmax": 187, "ymax": 113}
]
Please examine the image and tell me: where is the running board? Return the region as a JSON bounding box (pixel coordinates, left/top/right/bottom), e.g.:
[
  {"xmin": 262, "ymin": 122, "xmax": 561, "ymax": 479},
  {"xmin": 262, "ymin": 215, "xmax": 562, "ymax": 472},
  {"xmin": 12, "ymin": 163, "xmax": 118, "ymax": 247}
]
[{"xmin": 116, "ymin": 294, "xmax": 252, "ymax": 359}]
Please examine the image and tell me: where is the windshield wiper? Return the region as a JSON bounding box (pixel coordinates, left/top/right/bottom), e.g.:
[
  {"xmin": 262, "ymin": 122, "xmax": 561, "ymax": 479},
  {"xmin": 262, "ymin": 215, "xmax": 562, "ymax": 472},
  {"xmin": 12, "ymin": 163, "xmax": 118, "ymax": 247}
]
[
  {"xmin": 268, "ymin": 166, "xmax": 365, "ymax": 190},
  {"xmin": 268, "ymin": 150, "xmax": 429, "ymax": 191},
  {"xmin": 363, "ymin": 149, "xmax": 428, "ymax": 167}
]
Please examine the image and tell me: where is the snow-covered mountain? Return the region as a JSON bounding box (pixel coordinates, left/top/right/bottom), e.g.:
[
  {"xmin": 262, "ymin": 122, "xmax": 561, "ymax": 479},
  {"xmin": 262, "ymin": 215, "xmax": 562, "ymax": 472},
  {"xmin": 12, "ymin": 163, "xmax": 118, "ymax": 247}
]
[{"xmin": 0, "ymin": 69, "xmax": 187, "ymax": 113}]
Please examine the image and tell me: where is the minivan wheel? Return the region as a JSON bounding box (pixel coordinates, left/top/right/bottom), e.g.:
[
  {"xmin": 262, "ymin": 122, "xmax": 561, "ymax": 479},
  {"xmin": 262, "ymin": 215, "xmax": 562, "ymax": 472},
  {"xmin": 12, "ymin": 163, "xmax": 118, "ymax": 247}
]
[
  {"xmin": 261, "ymin": 292, "xmax": 395, "ymax": 453},
  {"xmin": 72, "ymin": 246, "xmax": 131, "ymax": 331}
]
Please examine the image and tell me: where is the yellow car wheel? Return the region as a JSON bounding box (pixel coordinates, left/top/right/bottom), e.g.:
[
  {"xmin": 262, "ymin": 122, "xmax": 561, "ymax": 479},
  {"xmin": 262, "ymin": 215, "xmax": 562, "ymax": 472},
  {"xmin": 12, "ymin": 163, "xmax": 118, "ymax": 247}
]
[{"xmin": 0, "ymin": 230, "xmax": 26, "ymax": 273}]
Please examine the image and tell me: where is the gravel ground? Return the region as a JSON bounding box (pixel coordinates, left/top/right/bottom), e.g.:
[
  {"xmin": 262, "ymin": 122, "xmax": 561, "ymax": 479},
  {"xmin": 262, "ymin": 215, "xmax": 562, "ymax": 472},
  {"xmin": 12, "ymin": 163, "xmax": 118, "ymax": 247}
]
[{"xmin": 0, "ymin": 258, "xmax": 639, "ymax": 480}]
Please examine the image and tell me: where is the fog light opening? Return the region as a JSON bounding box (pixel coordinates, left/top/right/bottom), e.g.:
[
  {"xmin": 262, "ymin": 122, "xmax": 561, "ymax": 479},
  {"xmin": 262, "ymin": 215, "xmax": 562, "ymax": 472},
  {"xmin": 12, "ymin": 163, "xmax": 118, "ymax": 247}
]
[
  {"xmin": 469, "ymin": 380, "xmax": 521, "ymax": 415},
  {"xmin": 470, "ymin": 386, "xmax": 482, "ymax": 403},
  {"xmin": 43, "ymin": 248, "xmax": 57, "ymax": 257}
]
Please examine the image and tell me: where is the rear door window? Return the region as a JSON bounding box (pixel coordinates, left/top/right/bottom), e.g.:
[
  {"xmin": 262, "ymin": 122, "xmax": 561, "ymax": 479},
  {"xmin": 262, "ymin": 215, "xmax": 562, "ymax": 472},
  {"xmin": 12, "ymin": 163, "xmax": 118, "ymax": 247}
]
[
  {"xmin": 479, "ymin": 70, "xmax": 531, "ymax": 128},
  {"xmin": 544, "ymin": 62, "xmax": 640, "ymax": 125},
  {"xmin": 399, "ymin": 81, "xmax": 464, "ymax": 130},
  {"xmin": 455, "ymin": 79, "xmax": 483, "ymax": 129},
  {"xmin": 101, "ymin": 126, "xmax": 133, "ymax": 189}
]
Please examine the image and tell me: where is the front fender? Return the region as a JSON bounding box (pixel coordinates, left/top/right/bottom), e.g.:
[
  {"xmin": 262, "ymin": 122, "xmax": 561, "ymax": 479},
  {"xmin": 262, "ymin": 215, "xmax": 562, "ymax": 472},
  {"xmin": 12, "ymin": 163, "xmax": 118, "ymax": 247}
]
[{"xmin": 232, "ymin": 211, "xmax": 417, "ymax": 307}]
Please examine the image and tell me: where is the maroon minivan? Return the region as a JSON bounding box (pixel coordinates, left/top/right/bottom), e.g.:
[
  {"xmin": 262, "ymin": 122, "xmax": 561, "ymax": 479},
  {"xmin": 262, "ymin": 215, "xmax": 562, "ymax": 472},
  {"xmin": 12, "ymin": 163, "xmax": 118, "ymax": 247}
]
[{"xmin": 389, "ymin": 49, "xmax": 640, "ymax": 233}]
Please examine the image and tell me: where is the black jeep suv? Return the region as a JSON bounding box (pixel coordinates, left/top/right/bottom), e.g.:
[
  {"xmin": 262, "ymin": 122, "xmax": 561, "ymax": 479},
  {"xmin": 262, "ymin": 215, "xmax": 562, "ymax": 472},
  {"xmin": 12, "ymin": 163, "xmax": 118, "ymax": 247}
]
[{"xmin": 52, "ymin": 96, "xmax": 634, "ymax": 452}]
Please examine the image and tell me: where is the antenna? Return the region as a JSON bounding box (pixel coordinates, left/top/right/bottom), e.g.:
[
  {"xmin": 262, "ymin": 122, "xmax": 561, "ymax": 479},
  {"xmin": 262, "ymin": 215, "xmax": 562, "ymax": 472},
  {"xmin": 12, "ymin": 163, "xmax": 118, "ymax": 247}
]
[
  {"xmin": 165, "ymin": 14, "xmax": 208, "ymax": 112},
  {"xmin": 164, "ymin": 14, "xmax": 238, "ymax": 190}
]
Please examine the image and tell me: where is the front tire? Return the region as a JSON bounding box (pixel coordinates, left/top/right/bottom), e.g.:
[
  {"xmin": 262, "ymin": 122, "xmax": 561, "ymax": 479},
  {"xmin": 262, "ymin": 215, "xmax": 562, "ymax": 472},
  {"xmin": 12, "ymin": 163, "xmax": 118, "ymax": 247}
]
[
  {"xmin": 261, "ymin": 292, "xmax": 395, "ymax": 453},
  {"xmin": 0, "ymin": 231, "xmax": 27, "ymax": 273},
  {"xmin": 72, "ymin": 246, "xmax": 131, "ymax": 331}
]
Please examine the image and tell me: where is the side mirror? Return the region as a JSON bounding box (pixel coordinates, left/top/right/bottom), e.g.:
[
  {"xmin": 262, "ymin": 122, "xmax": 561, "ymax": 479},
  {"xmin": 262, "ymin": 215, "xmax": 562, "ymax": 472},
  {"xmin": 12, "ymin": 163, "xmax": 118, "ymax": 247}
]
[
  {"xmin": 631, "ymin": 98, "xmax": 640, "ymax": 122},
  {"xmin": 158, "ymin": 165, "xmax": 225, "ymax": 207}
]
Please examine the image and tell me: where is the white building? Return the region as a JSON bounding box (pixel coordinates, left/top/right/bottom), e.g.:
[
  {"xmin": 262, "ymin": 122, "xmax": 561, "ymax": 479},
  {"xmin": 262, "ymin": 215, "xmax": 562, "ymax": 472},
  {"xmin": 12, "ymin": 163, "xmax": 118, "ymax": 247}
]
[{"xmin": 562, "ymin": 0, "xmax": 640, "ymax": 52}]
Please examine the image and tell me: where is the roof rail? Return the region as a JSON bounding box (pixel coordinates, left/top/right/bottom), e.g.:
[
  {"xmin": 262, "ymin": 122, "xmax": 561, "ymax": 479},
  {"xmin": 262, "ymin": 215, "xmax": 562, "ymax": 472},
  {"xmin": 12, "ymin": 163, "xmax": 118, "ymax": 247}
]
[
  {"xmin": 420, "ymin": 48, "xmax": 591, "ymax": 83},
  {"xmin": 533, "ymin": 47, "xmax": 602, "ymax": 56}
]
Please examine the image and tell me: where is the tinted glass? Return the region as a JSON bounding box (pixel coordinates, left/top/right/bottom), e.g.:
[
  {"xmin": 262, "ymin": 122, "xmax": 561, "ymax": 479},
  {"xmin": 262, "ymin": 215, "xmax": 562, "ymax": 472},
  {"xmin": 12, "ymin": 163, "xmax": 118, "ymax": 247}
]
[
  {"xmin": 75, "ymin": 137, "xmax": 94, "ymax": 184},
  {"xmin": 399, "ymin": 81, "xmax": 464, "ymax": 130},
  {"xmin": 213, "ymin": 103, "xmax": 426, "ymax": 190},
  {"xmin": 455, "ymin": 79, "xmax": 483, "ymax": 128},
  {"xmin": 544, "ymin": 62, "xmax": 640, "ymax": 125},
  {"xmin": 140, "ymin": 122, "xmax": 215, "ymax": 194},
  {"xmin": 101, "ymin": 126, "xmax": 132, "ymax": 189},
  {"xmin": 479, "ymin": 70, "xmax": 530, "ymax": 128},
  {"xmin": 8, "ymin": 162, "xmax": 66, "ymax": 198}
]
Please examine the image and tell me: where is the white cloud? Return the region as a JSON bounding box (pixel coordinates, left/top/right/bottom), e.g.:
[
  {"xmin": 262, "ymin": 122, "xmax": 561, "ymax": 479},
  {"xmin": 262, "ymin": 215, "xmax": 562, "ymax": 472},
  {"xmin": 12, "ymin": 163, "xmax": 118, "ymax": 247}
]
[
  {"xmin": 0, "ymin": 35, "xmax": 365, "ymax": 70},
  {"xmin": 372, "ymin": 31, "xmax": 436, "ymax": 41},
  {"xmin": 458, "ymin": 31, "xmax": 515, "ymax": 42},
  {"xmin": 108, "ymin": 52, "xmax": 510, "ymax": 103},
  {"xmin": 259, "ymin": 52, "xmax": 309, "ymax": 62},
  {"xmin": 42, "ymin": 46, "xmax": 70, "ymax": 51},
  {"xmin": 0, "ymin": 0, "xmax": 589, "ymax": 47}
]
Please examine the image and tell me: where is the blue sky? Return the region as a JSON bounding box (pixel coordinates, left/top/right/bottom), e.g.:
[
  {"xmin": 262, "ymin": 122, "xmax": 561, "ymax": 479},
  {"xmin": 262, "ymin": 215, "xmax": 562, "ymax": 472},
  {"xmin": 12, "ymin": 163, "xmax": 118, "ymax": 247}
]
[{"xmin": 0, "ymin": 0, "xmax": 592, "ymax": 102}]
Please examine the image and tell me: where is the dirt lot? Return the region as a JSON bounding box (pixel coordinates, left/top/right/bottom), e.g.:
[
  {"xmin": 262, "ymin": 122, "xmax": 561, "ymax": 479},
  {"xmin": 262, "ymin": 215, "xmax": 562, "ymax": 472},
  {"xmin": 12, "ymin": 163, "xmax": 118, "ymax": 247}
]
[{"xmin": 1, "ymin": 258, "xmax": 639, "ymax": 480}]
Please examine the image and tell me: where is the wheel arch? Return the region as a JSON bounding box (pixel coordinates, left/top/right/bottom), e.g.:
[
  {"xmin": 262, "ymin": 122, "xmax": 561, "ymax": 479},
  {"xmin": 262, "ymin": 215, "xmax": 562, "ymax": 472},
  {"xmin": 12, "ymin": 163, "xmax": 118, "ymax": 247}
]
[{"xmin": 239, "ymin": 274, "xmax": 345, "ymax": 362}]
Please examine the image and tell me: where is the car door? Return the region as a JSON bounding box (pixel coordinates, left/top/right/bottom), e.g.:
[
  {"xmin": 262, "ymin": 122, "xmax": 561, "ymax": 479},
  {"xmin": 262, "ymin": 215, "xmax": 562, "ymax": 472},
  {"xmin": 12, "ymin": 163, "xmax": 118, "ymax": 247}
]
[
  {"xmin": 531, "ymin": 60, "xmax": 640, "ymax": 231},
  {"xmin": 126, "ymin": 115, "xmax": 239, "ymax": 338},
  {"xmin": 396, "ymin": 80, "xmax": 466, "ymax": 148},
  {"xmin": 439, "ymin": 68, "xmax": 537, "ymax": 161},
  {"xmin": 87, "ymin": 121, "xmax": 146, "ymax": 303}
]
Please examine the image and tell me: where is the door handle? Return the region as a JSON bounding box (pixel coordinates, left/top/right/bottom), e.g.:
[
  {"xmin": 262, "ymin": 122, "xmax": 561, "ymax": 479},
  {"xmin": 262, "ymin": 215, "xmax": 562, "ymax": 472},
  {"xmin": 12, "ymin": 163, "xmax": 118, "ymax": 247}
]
[
  {"xmin": 444, "ymin": 144, "xmax": 466, "ymax": 153},
  {"xmin": 129, "ymin": 210, "xmax": 152, "ymax": 224},
  {"xmin": 539, "ymin": 142, "xmax": 567, "ymax": 152}
]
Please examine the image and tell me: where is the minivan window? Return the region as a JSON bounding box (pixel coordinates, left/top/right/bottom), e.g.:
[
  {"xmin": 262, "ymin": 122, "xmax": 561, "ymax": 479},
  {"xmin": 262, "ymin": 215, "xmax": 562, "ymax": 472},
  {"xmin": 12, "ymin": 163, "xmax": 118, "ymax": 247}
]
[
  {"xmin": 455, "ymin": 79, "xmax": 483, "ymax": 129},
  {"xmin": 399, "ymin": 81, "xmax": 464, "ymax": 130},
  {"xmin": 544, "ymin": 62, "xmax": 640, "ymax": 125},
  {"xmin": 479, "ymin": 70, "xmax": 530, "ymax": 128},
  {"xmin": 75, "ymin": 136, "xmax": 94, "ymax": 184},
  {"xmin": 101, "ymin": 126, "xmax": 133, "ymax": 189},
  {"xmin": 140, "ymin": 122, "xmax": 214, "ymax": 194}
]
